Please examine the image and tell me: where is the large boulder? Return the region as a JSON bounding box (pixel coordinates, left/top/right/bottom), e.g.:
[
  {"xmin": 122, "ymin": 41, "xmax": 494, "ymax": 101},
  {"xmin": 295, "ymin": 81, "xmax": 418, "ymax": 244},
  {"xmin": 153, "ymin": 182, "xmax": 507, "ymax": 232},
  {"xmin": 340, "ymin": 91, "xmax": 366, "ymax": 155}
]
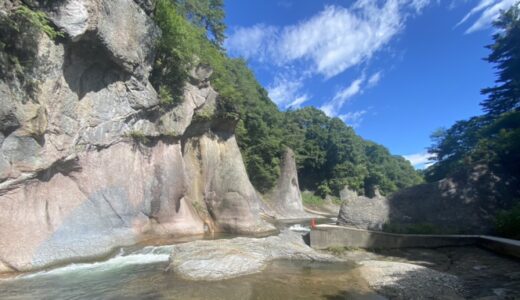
[
  {"xmin": 337, "ymin": 186, "xmax": 390, "ymax": 231},
  {"xmin": 167, "ymin": 230, "xmax": 338, "ymax": 280}
]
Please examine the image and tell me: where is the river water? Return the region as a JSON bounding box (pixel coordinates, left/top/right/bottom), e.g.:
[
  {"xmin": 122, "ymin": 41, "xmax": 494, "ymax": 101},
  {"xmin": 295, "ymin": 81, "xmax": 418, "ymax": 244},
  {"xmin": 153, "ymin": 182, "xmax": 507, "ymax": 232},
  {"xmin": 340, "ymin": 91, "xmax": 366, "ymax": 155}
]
[{"xmin": 0, "ymin": 220, "xmax": 384, "ymax": 300}]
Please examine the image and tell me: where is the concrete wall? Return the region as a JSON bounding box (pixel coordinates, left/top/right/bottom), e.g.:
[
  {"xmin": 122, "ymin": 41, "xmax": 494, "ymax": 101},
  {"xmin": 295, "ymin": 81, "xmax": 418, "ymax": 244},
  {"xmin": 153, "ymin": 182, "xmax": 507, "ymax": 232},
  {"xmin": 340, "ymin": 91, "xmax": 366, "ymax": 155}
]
[{"xmin": 309, "ymin": 225, "xmax": 520, "ymax": 259}]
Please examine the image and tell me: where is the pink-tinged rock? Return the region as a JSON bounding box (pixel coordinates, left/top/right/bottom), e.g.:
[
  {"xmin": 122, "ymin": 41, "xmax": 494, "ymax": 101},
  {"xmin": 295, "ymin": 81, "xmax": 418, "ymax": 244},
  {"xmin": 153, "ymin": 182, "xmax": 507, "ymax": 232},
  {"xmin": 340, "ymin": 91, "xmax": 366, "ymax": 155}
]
[{"xmin": 266, "ymin": 147, "xmax": 313, "ymax": 219}]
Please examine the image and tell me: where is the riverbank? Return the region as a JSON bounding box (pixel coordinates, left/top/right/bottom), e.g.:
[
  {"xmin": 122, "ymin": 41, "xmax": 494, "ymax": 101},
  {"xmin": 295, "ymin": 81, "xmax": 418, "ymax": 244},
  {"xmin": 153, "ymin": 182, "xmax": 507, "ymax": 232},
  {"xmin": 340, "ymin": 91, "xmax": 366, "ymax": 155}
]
[{"xmin": 326, "ymin": 246, "xmax": 520, "ymax": 299}]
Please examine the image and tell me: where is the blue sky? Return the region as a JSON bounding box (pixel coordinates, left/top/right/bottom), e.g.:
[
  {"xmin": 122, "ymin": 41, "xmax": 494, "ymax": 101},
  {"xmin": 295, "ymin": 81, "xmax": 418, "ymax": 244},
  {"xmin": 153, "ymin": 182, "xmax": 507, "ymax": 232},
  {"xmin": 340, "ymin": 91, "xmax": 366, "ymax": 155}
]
[{"xmin": 223, "ymin": 0, "xmax": 517, "ymax": 168}]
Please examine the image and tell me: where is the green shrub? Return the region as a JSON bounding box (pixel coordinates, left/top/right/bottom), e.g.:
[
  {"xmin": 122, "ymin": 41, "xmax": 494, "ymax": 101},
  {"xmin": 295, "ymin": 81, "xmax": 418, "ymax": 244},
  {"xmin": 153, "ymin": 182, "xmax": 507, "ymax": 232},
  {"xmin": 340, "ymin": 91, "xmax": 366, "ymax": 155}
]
[
  {"xmin": 330, "ymin": 196, "xmax": 342, "ymax": 205},
  {"xmin": 495, "ymin": 203, "xmax": 520, "ymax": 240},
  {"xmin": 302, "ymin": 192, "xmax": 323, "ymax": 206},
  {"xmin": 127, "ymin": 131, "xmax": 150, "ymax": 144},
  {"xmin": 316, "ymin": 182, "xmax": 332, "ymax": 198},
  {"xmin": 14, "ymin": 6, "xmax": 63, "ymax": 40},
  {"xmin": 326, "ymin": 246, "xmax": 347, "ymax": 256},
  {"xmin": 0, "ymin": 5, "xmax": 62, "ymax": 96}
]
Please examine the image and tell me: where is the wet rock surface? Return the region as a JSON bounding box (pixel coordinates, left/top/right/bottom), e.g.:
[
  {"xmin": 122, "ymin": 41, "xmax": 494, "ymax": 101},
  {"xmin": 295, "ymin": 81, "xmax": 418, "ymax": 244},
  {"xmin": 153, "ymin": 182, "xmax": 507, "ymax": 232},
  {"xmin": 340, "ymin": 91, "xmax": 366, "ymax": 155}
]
[{"xmin": 168, "ymin": 230, "xmax": 339, "ymax": 280}]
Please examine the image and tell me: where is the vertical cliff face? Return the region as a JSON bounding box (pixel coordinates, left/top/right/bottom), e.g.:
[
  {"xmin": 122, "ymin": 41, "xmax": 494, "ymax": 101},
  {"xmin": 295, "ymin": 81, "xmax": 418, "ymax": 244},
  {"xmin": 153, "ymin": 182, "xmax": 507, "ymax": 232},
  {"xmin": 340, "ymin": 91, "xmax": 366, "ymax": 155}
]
[{"xmin": 0, "ymin": 0, "xmax": 274, "ymax": 273}]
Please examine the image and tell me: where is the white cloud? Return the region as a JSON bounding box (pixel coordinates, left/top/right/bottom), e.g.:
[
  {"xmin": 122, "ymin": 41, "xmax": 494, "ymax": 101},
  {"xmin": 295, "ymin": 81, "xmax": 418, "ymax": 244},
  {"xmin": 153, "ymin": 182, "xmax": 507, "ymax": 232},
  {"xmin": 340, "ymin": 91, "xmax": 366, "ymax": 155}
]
[
  {"xmin": 368, "ymin": 71, "xmax": 382, "ymax": 87},
  {"xmin": 275, "ymin": 3, "xmax": 403, "ymax": 78},
  {"xmin": 226, "ymin": 0, "xmax": 433, "ymax": 117},
  {"xmin": 267, "ymin": 76, "xmax": 309, "ymax": 109},
  {"xmin": 338, "ymin": 110, "xmax": 368, "ymax": 128},
  {"xmin": 457, "ymin": 0, "xmax": 517, "ymax": 33},
  {"xmin": 224, "ymin": 24, "xmax": 277, "ymax": 61},
  {"xmin": 320, "ymin": 77, "xmax": 364, "ymax": 117},
  {"xmin": 226, "ymin": 0, "xmax": 431, "ymax": 78},
  {"xmin": 409, "ymin": 0, "xmax": 434, "ymax": 12},
  {"xmin": 319, "ymin": 70, "xmax": 381, "ymax": 123},
  {"xmin": 287, "ymin": 95, "xmax": 309, "ymax": 109},
  {"xmin": 403, "ymin": 152, "xmax": 434, "ymax": 169}
]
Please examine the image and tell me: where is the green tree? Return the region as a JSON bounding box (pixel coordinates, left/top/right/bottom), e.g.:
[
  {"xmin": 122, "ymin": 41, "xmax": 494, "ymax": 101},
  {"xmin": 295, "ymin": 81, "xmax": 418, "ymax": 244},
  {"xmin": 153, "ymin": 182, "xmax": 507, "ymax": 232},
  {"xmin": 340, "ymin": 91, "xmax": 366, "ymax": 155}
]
[
  {"xmin": 481, "ymin": 3, "xmax": 520, "ymax": 116},
  {"xmin": 174, "ymin": 0, "xmax": 226, "ymax": 47},
  {"xmin": 424, "ymin": 4, "xmax": 520, "ymax": 220}
]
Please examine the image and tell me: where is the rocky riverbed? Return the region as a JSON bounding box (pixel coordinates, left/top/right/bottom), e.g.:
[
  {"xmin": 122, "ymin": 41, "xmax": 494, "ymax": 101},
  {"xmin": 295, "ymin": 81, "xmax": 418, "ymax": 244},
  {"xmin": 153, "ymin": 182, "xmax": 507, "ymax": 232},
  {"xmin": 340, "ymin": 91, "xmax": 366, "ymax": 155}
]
[{"xmin": 329, "ymin": 246, "xmax": 520, "ymax": 299}]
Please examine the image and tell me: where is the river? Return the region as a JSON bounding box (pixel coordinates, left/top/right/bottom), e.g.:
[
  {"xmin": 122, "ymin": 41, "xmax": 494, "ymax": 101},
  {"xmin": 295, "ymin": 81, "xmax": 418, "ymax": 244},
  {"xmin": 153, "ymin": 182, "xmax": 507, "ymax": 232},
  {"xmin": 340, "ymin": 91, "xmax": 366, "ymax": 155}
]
[{"xmin": 0, "ymin": 219, "xmax": 384, "ymax": 300}]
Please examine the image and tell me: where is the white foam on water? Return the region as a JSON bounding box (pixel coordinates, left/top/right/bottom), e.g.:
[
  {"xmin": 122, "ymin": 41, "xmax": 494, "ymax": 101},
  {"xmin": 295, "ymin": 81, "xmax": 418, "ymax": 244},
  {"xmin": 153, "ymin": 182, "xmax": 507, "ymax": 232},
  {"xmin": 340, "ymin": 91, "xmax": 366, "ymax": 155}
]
[
  {"xmin": 17, "ymin": 245, "xmax": 175, "ymax": 279},
  {"xmin": 288, "ymin": 224, "xmax": 310, "ymax": 232}
]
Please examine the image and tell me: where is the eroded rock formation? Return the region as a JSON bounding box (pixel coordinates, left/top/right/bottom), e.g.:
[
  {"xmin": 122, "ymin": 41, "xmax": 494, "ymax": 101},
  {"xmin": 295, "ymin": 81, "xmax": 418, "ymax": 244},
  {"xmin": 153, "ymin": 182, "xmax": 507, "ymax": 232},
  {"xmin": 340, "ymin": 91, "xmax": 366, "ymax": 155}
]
[
  {"xmin": 0, "ymin": 0, "xmax": 273, "ymax": 273},
  {"xmin": 265, "ymin": 147, "xmax": 311, "ymax": 219}
]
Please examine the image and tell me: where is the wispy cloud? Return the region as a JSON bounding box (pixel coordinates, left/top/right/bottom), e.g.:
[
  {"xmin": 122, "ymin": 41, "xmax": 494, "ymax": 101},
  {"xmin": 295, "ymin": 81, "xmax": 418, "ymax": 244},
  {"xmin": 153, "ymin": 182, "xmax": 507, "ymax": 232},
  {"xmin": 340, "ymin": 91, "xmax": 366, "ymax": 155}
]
[
  {"xmin": 338, "ymin": 110, "xmax": 368, "ymax": 128},
  {"xmin": 225, "ymin": 24, "xmax": 277, "ymax": 61},
  {"xmin": 287, "ymin": 95, "xmax": 309, "ymax": 109},
  {"xmin": 403, "ymin": 152, "xmax": 434, "ymax": 169},
  {"xmin": 320, "ymin": 77, "xmax": 364, "ymax": 117},
  {"xmin": 367, "ymin": 71, "xmax": 382, "ymax": 87},
  {"xmin": 267, "ymin": 75, "xmax": 309, "ymax": 109},
  {"xmin": 457, "ymin": 0, "xmax": 517, "ymax": 33},
  {"xmin": 226, "ymin": 1, "xmax": 431, "ymax": 78},
  {"xmin": 319, "ymin": 70, "xmax": 380, "ymax": 124},
  {"xmin": 226, "ymin": 0, "xmax": 433, "ymax": 123}
]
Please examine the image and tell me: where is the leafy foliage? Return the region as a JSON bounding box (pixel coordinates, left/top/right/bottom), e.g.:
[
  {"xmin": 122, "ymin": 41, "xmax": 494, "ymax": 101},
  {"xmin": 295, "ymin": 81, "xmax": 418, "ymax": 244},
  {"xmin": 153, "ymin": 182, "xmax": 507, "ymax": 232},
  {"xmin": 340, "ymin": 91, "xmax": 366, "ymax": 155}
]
[
  {"xmin": 481, "ymin": 3, "xmax": 520, "ymax": 116},
  {"xmin": 281, "ymin": 108, "xmax": 422, "ymax": 196},
  {"xmin": 495, "ymin": 203, "xmax": 520, "ymax": 239},
  {"xmin": 302, "ymin": 192, "xmax": 324, "ymax": 206},
  {"xmin": 14, "ymin": 6, "xmax": 63, "ymax": 40},
  {"xmin": 0, "ymin": 4, "xmax": 62, "ymax": 97},
  {"xmin": 173, "ymin": 0, "xmax": 226, "ymax": 47}
]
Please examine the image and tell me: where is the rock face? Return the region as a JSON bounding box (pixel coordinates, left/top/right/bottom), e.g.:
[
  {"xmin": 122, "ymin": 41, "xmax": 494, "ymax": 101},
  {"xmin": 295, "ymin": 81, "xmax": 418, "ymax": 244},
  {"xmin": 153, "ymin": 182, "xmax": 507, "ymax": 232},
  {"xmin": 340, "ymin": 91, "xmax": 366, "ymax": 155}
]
[
  {"xmin": 0, "ymin": 0, "xmax": 273, "ymax": 273},
  {"xmin": 337, "ymin": 186, "xmax": 390, "ymax": 230},
  {"xmin": 337, "ymin": 166, "xmax": 505, "ymax": 233},
  {"xmin": 385, "ymin": 172, "xmax": 503, "ymax": 233},
  {"xmin": 265, "ymin": 148, "xmax": 311, "ymax": 219},
  {"xmin": 167, "ymin": 230, "xmax": 339, "ymax": 280}
]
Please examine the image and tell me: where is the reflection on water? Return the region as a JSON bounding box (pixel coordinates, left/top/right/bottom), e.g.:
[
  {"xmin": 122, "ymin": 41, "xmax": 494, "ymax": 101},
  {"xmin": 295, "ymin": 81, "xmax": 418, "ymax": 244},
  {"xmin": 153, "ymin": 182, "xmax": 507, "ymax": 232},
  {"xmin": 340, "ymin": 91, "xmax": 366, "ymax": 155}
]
[
  {"xmin": 0, "ymin": 259, "xmax": 381, "ymax": 300},
  {"xmin": 0, "ymin": 219, "xmax": 384, "ymax": 300}
]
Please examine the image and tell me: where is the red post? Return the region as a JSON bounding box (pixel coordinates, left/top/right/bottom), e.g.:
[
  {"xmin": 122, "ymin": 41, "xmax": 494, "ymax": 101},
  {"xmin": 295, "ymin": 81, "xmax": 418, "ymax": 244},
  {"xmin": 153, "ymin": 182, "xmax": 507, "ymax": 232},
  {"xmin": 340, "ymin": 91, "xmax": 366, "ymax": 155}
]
[{"xmin": 310, "ymin": 218, "xmax": 317, "ymax": 229}]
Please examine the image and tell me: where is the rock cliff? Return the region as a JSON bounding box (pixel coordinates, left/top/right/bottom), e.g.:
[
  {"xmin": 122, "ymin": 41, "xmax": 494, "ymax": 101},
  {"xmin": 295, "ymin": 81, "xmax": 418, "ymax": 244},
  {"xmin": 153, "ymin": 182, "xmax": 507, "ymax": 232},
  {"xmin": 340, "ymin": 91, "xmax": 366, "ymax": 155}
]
[
  {"xmin": 265, "ymin": 147, "xmax": 311, "ymax": 219},
  {"xmin": 0, "ymin": 0, "xmax": 273, "ymax": 273}
]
